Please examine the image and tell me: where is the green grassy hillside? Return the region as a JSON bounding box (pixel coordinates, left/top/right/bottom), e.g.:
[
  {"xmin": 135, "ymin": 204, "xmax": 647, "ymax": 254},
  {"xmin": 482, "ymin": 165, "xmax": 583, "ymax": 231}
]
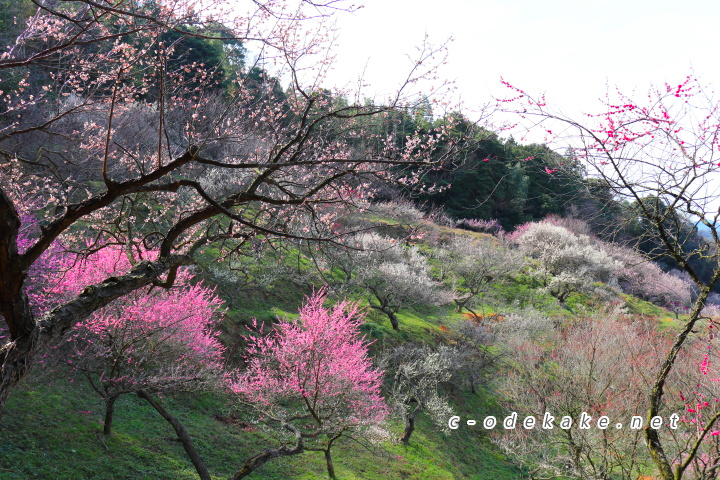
[{"xmin": 0, "ymin": 359, "xmax": 522, "ymax": 479}]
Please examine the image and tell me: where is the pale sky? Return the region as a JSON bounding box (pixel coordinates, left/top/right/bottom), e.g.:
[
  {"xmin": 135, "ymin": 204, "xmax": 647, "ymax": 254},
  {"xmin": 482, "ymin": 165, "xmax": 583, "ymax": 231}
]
[{"xmin": 321, "ymin": 0, "xmax": 720, "ymax": 123}]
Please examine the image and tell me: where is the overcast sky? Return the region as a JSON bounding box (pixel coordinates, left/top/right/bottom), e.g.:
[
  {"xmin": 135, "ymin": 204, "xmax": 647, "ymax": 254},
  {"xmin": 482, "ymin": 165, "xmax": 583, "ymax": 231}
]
[{"xmin": 321, "ymin": 0, "xmax": 720, "ymax": 123}]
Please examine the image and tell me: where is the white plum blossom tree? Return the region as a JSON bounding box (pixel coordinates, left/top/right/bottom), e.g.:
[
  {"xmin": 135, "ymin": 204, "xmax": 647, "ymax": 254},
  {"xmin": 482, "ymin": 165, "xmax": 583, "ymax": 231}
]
[
  {"xmin": 320, "ymin": 232, "xmax": 451, "ymax": 330},
  {"xmin": 380, "ymin": 344, "xmax": 457, "ymax": 445},
  {"xmin": 515, "ymin": 222, "xmax": 620, "ymax": 304},
  {"xmin": 439, "ymin": 235, "xmax": 524, "ymax": 315}
]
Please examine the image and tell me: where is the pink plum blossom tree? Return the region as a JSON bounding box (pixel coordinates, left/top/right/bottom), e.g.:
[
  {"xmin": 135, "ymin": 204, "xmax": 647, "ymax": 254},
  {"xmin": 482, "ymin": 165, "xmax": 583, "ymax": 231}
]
[
  {"xmin": 50, "ymin": 245, "xmax": 225, "ymax": 480},
  {"xmin": 230, "ymin": 290, "xmax": 388, "ymax": 479}
]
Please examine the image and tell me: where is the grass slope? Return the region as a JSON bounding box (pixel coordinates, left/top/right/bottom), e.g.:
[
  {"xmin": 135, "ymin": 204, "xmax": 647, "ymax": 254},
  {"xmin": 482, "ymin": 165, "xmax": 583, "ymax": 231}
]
[{"xmin": 0, "ymin": 365, "xmax": 521, "ymax": 479}]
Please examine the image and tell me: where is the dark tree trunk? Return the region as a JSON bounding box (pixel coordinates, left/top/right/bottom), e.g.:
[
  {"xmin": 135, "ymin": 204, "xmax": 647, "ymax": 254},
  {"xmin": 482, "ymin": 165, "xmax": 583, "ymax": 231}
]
[
  {"xmin": 103, "ymin": 394, "xmax": 120, "ymax": 436},
  {"xmin": 137, "ymin": 390, "xmax": 210, "ymax": 480},
  {"xmin": 369, "ymin": 303, "xmax": 400, "ymax": 330},
  {"xmin": 388, "ymin": 310, "xmax": 400, "ymax": 330},
  {"xmin": 400, "ymin": 403, "xmax": 422, "ymax": 445},
  {"xmin": 0, "ymin": 333, "xmax": 37, "ymax": 411},
  {"xmin": 229, "ymin": 424, "xmax": 304, "ymax": 480},
  {"xmin": 0, "ymin": 188, "xmax": 33, "ymax": 410},
  {"xmin": 324, "ymin": 449, "xmax": 336, "ymax": 479},
  {"xmin": 0, "ymin": 188, "xmax": 30, "ymax": 339},
  {"xmin": 367, "ymin": 288, "xmax": 401, "ymax": 330},
  {"xmin": 454, "ymin": 296, "xmax": 474, "ymax": 314}
]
